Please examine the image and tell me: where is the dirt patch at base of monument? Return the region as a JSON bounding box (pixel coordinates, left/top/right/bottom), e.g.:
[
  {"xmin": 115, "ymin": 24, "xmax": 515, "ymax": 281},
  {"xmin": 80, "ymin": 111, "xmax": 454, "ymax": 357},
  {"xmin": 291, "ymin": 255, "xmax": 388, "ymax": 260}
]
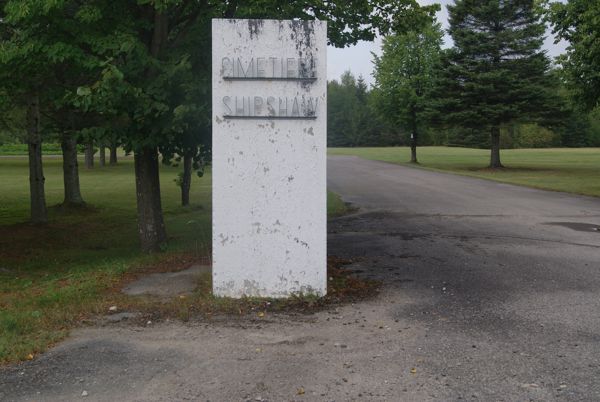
[{"xmin": 98, "ymin": 255, "xmax": 380, "ymax": 327}]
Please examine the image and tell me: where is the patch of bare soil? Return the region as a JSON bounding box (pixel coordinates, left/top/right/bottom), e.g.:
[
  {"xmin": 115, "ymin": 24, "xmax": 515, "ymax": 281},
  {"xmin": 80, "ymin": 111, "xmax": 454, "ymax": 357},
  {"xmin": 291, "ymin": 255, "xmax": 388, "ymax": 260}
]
[{"xmin": 102, "ymin": 255, "xmax": 380, "ymax": 326}]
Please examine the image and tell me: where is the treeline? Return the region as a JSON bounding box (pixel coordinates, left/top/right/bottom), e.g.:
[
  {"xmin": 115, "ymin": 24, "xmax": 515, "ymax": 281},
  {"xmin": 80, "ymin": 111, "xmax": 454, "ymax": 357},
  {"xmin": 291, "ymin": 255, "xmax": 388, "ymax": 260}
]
[
  {"xmin": 0, "ymin": 0, "xmax": 439, "ymax": 252},
  {"xmin": 328, "ymin": 1, "xmax": 600, "ymax": 165},
  {"xmin": 329, "ymin": 73, "xmax": 600, "ymax": 149}
]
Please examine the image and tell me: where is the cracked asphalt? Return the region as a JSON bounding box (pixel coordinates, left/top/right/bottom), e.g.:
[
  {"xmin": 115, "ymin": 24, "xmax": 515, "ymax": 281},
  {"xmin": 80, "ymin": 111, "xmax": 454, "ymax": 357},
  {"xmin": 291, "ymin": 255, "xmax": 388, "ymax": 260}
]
[{"xmin": 1, "ymin": 155, "xmax": 599, "ymax": 401}]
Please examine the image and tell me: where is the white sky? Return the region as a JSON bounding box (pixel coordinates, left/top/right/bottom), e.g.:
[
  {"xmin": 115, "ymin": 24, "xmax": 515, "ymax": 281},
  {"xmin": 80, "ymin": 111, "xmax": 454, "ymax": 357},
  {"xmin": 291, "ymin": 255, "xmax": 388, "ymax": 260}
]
[{"xmin": 327, "ymin": 0, "xmax": 568, "ymax": 86}]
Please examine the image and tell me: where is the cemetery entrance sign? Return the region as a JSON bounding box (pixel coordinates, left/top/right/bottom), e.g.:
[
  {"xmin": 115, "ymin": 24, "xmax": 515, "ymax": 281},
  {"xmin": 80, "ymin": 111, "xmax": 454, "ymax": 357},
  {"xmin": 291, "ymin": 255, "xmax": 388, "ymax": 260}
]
[{"xmin": 212, "ymin": 19, "xmax": 327, "ymax": 298}]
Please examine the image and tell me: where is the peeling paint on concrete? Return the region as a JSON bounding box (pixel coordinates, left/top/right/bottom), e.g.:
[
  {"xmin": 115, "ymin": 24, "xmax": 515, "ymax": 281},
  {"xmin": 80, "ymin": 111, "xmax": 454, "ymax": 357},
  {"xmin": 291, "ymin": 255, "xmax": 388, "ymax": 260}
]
[{"xmin": 212, "ymin": 19, "xmax": 327, "ymax": 298}]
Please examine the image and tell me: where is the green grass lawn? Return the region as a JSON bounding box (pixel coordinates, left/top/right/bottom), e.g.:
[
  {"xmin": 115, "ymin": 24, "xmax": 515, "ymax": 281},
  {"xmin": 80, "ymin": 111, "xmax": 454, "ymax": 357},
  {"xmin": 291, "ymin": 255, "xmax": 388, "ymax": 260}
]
[
  {"xmin": 0, "ymin": 155, "xmax": 350, "ymax": 364},
  {"xmin": 329, "ymin": 146, "xmax": 600, "ymax": 197},
  {"xmin": 0, "ymin": 143, "xmax": 63, "ymax": 156}
]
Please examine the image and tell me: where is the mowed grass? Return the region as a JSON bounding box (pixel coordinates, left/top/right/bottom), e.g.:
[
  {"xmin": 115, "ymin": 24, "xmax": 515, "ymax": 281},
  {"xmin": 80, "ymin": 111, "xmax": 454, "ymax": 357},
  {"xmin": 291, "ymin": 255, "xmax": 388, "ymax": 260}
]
[
  {"xmin": 0, "ymin": 155, "xmax": 349, "ymax": 364},
  {"xmin": 328, "ymin": 146, "xmax": 600, "ymax": 197}
]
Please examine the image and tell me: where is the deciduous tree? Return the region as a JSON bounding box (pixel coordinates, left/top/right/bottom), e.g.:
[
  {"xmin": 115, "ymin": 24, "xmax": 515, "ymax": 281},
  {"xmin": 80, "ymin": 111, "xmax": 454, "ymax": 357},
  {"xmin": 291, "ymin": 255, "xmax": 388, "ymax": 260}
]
[
  {"xmin": 0, "ymin": 0, "xmax": 117, "ymax": 213},
  {"xmin": 547, "ymin": 0, "xmax": 600, "ymax": 111},
  {"xmin": 372, "ymin": 22, "xmax": 442, "ymax": 163},
  {"xmin": 77, "ymin": 0, "xmax": 438, "ymax": 252}
]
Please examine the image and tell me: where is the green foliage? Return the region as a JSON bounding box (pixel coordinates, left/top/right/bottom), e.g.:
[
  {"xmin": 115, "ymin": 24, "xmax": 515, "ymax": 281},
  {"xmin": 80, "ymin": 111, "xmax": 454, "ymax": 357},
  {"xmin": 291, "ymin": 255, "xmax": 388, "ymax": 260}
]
[
  {"xmin": 70, "ymin": 0, "xmax": 438, "ymax": 155},
  {"xmin": 372, "ymin": 21, "xmax": 443, "ymax": 147},
  {"xmin": 510, "ymin": 124, "xmax": 561, "ymax": 148},
  {"xmin": 547, "ymin": 0, "xmax": 600, "ymax": 111},
  {"xmin": 0, "ymin": 0, "xmax": 109, "ymax": 137},
  {"xmin": 229, "ymin": 1, "xmax": 440, "ymax": 48},
  {"xmin": 327, "ymin": 72, "xmax": 385, "ymax": 147},
  {"xmin": 465, "ymin": 123, "xmax": 560, "ymax": 149},
  {"xmin": 0, "ymin": 130, "xmax": 19, "ymax": 145},
  {"xmin": 442, "ymin": 127, "xmax": 490, "ymax": 148},
  {"xmin": 433, "ymin": 0, "xmax": 560, "ymax": 132},
  {"xmin": 559, "ymin": 109, "xmax": 594, "ymax": 148},
  {"xmin": 588, "ymin": 108, "xmax": 600, "ymax": 146},
  {"xmin": 0, "ymin": 0, "xmax": 442, "ymax": 250},
  {"xmin": 0, "ymin": 103, "xmax": 26, "ymax": 144}
]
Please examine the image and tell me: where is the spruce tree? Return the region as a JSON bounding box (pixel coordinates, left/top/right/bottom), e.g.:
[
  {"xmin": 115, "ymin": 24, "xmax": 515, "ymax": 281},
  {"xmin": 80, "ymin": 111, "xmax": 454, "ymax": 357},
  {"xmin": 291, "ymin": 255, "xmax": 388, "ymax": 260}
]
[{"xmin": 436, "ymin": 0, "xmax": 555, "ymax": 168}]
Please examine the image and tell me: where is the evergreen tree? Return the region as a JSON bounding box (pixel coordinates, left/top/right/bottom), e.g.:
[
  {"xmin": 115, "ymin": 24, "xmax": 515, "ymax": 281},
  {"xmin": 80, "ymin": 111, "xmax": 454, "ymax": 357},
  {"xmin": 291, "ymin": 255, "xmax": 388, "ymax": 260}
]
[
  {"xmin": 435, "ymin": 0, "xmax": 556, "ymax": 168},
  {"xmin": 328, "ymin": 73, "xmax": 363, "ymax": 146},
  {"xmin": 327, "ymin": 72, "xmax": 383, "ymax": 147}
]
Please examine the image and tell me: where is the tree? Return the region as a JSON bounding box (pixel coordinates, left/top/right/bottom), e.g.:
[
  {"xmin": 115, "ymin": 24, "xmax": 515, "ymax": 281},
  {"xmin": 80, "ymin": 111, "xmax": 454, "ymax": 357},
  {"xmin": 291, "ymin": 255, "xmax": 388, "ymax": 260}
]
[
  {"xmin": 109, "ymin": 139, "xmax": 119, "ymax": 165},
  {"xmin": 161, "ymin": 9, "xmax": 211, "ymax": 207},
  {"xmin": 328, "ymin": 72, "xmax": 364, "ymax": 146},
  {"xmin": 327, "ymin": 72, "xmax": 384, "ymax": 147},
  {"xmin": 59, "ymin": 125, "xmax": 84, "ymax": 207},
  {"xmin": 0, "ymin": 0, "xmax": 55, "ymax": 223},
  {"xmin": 167, "ymin": 85, "xmax": 211, "ymax": 207},
  {"xmin": 73, "ymin": 1, "xmax": 207, "ymax": 252},
  {"xmin": 0, "ymin": 0, "xmax": 119, "ymax": 213},
  {"xmin": 434, "ymin": 0, "xmax": 557, "ymax": 168},
  {"xmin": 76, "ymin": 0, "xmax": 438, "ymax": 252},
  {"xmin": 372, "ymin": 22, "xmax": 443, "ymax": 163},
  {"xmin": 547, "ymin": 0, "xmax": 600, "ymax": 111}
]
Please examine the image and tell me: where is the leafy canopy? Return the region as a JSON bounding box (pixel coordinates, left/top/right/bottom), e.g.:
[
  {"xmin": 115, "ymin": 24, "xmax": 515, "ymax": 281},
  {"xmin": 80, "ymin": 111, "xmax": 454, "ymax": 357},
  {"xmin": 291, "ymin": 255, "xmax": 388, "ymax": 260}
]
[
  {"xmin": 547, "ymin": 0, "xmax": 600, "ymax": 110},
  {"xmin": 70, "ymin": 0, "xmax": 440, "ymax": 155},
  {"xmin": 372, "ymin": 22, "xmax": 443, "ymax": 136}
]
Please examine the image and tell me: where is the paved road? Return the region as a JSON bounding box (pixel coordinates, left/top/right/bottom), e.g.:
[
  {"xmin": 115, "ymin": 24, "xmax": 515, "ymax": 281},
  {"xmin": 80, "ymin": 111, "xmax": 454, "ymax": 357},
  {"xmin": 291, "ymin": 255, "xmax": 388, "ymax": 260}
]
[{"xmin": 2, "ymin": 155, "xmax": 600, "ymax": 401}]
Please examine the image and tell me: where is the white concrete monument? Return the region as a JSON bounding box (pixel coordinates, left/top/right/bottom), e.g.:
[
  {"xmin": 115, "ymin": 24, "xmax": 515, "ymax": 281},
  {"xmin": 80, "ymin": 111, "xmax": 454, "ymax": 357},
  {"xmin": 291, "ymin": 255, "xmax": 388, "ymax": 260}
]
[{"xmin": 212, "ymin": 19, "xmax": 327, "ymax": 298}]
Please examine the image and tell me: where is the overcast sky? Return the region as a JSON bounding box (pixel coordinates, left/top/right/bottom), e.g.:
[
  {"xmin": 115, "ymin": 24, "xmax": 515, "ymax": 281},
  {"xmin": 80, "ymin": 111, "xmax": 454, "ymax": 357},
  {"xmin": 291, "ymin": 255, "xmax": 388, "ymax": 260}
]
[{"xmin": 327, "ymin": 0, "xmax": 568, "ymax": 86}]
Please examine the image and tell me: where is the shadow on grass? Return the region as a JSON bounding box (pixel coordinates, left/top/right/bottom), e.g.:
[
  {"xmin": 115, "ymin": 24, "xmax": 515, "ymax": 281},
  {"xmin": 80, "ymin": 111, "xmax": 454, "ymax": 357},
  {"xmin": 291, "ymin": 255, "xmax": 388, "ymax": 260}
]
[
  {"xmin": 0, "ymin": 189, "xmax": 363, "ymax": 365},
  {"xmin": 0, "ymin": 213, "xmax": 137, "ymax": 268}
]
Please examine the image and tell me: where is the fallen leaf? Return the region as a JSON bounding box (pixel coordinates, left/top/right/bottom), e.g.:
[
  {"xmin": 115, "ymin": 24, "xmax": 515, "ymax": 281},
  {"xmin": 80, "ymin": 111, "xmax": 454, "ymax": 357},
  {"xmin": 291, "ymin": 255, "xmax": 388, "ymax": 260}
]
[
  {"xmin": 26, "ymin": 353, "xmax": 34, "ymax": 360},
  {"xmin": 410, "ymin": 368, "xmax": 417, "ymax": 374},
  {"xmin": 297, "ymin": 387, "xmax": 305, "ymax": 395},
  {"xmin": 257, "ymin": 312, "xmax": 265, "ymax": 318}
]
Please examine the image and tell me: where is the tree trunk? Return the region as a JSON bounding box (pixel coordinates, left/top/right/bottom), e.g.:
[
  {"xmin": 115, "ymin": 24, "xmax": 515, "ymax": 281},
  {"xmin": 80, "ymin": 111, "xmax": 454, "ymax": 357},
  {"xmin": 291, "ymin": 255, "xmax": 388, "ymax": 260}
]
[
  {"xmin": 26, "ymin": 93, "xmax": 47, "ymax": 224},
  {"xmin": 409, "ymin": 107, "xmax": 418, "ymax": 163},
  {"xmin": 181, "ymin": 153, "xmax": 192, "ymax": 206},
  {"xmin": 99, "ymin": 145, "xmax": 106, "ymax": 167},
  {"xmin": 85, "ymin": 140, "xmax": 94, "ymax": 169},
  {"xmin": 131, "ymin": 9, "xmax": 168, "ymax": 252},
  {"xmin": 134, "ymin": 146, "xmax": 167, "ymax": 253},
  {"xmin": 490, "ymin": 125, "xmax": 503, "ymax": 168},
  {"xmin": 61, "ymin": 133, "xmax": 84, "ymax": 206},
  {"xmin": 109, "ymin": 141, "xmax": 118, "ymax": 165},
  {"xmin": 410, "ymin": 132, "xmax": 418, "ymax": 163}
]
